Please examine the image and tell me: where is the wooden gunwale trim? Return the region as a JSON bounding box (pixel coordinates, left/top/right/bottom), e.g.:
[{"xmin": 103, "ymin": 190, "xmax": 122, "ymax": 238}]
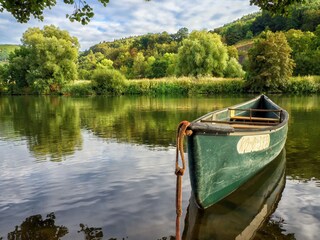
[{"xmin": 228, "ymin": 108, "xmax": 282, "ymax": 113}]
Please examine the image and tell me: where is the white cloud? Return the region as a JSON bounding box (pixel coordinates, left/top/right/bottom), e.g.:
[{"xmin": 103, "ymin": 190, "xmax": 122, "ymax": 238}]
[
  {"xmin": 0, "ymin": 0, "xmax": 259, "ymax": 50},
  {"xmin": 271, "ymin": 179, "xmax": 320, "ymax": 240}
]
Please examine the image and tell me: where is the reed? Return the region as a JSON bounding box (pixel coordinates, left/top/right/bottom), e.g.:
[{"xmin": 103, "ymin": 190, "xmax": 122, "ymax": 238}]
[
  {"xmin": 286, "ymin": 76, "xmax": 320, "ymax": 94},
  {"xmin": 125, "ymin": 77, "xmax": 245, "ymax": 95}
]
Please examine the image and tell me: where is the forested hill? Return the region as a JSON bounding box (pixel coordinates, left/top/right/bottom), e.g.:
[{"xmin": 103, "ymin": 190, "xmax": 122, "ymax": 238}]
[
  {"xmin": 82, "ymin": 0, "xmax": 320, "ymax": 79},
  {"xmin": 214, "ymin": 0, "xmax": 320, "ymax": 45}
]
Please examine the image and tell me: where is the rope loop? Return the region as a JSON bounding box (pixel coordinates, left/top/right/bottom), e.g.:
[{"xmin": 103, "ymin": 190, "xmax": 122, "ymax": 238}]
[
  {"xmin": 175, "ymin": 121, "xmax": 192, "ymax": 176},
  {"xmin": 175, "ymin": 120, "xmax": 192, "ymax": 240}
]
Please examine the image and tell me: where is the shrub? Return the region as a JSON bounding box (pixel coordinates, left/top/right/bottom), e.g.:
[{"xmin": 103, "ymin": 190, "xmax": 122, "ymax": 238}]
[
  {"xmin": 61, "ymin": 81, "xmax": 94, "ymax": 96},
  {"xmin": 285, "ymin": 76, "xmax": 320, "ymax": 94},
  {"xmin": 92, "ymin": 69, "xmax": 128, "ymax": 95}
]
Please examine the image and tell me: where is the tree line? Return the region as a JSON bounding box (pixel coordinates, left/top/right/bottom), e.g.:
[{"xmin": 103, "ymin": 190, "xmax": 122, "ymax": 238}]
[
  {"xmin": 0, "ymin": 25, "xmax": 245, "ymax": 94},
  {"xmin": 2, "ymin": 1, "xmax": 320, "ymax": 94}
]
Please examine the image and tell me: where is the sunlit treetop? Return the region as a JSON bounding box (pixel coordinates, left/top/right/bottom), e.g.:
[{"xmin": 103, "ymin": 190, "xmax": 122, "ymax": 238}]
[{"xmin": 0, "ymin": 0, "xmax": 305, "ymax": 25}]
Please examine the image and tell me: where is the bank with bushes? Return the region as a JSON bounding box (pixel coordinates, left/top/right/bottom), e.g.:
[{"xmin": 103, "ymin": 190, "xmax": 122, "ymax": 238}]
[{"xmin": 56, "ymin": 75, "xmax": 320, "ymax": 96}]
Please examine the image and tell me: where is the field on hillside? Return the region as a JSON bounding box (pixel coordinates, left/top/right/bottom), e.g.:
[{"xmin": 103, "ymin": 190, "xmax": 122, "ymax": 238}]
[{"xmin": 0, "ymin": 44, "xmax": 20, "ymax": 62}]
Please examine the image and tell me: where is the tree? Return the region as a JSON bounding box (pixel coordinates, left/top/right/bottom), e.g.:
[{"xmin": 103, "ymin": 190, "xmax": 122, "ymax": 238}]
[
  {"xmin": 0, "ymin": 0, "xmax": 109, "ymax": 25},
  {"xmin": 285, "ymin": 29, "xmax": 315, "ymax": 55},
  {"xmin": 246, "ymin": 31, "xmax": 295, "ymax": 92},
  {"xmin": 7, "ymin": 25, "xmax": 79, "ymax": 93},
  {"xmin": 286, "ymin": 26, "xmax": 320, "ymax": 76},
  {"xmin": 224, "ymin": 58, "xmax": 245, "ymax": 78},
  {"xmin": 176, "ymin": 31, "xmax": 228, "ymax": 77},
  {"xmin": 172, "ymin": 27, "xmax": 189, "ymax": 42},
  {"xmin": 0, "ymin": 1, "xmax": 302, "ymax": 25},
  {"xmin": 131, "ymin": 52, "xmax": 148, "ymax": 78},
  {"xmin": 78, "ymin": 50, "xmax": 114, "ymax": 79}
]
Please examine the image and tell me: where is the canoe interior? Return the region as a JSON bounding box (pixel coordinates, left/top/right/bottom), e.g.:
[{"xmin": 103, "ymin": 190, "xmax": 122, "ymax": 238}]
[{"xmin": 195, "ymin": 95, "xmax": 288, "ymax": 131}]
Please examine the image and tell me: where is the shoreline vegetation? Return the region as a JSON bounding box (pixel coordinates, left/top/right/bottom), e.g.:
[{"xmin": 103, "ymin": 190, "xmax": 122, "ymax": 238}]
[
  {"xmin": 3, "ymin": 2, "xmax": 320, "ymax": 96},
  {"xmin": 2, "ymin": 76, "xmax": 320, "ymax": 96},
  {"xmin": 56, "ymin": 75, "xmax": 320, "ymax": 96}
]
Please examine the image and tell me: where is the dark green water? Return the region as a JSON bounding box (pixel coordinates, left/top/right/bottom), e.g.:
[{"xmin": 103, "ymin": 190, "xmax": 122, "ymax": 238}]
[{"xmin": 0, "ymin": 95, "xmax": 319, "ymax": 240}]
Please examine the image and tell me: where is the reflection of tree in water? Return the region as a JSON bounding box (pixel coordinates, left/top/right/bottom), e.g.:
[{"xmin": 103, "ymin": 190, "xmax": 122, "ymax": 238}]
[
  {"xmin": 0, "ymin": 96, "xmax": 82, "ymax": 161},
  {"xmin": 255, "ymin": 217, "xmax": 296, "ymax": 240},
  {"xmin": 78, "ymin": 223, "xmax": 103, "ymax": 240},
  {"xmin": 77, "ymin": 223, "xmax": 174, "ymax": 240},
  {"xmin": 157, "ymin": 237, "xmax": 175, "ymax": 240},
  {"xmin": 7, "ymin": 212, "xmax": 68, "ymax": 240},
  {"xmin": 4, "ymin": 212, "xmax": 175, "ymax": 240}
]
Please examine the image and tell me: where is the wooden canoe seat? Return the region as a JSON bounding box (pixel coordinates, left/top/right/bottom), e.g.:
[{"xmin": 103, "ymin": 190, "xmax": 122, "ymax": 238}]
[
  {"xmin": 230, "ymin": 116, "xmax": 280, "ymax": 123},
  {"xmin": 231, "ymin": 124, "xmax": 274, "ymax": 129}
]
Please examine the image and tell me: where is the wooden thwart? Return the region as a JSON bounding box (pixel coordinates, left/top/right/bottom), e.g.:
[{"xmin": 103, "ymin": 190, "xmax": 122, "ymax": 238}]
[
  {"xmin": 228, "ymin": 108, "xmax": 282, "ymax": 113},
  {"xmin": 230, "ymin": 116, "xmax": 280, "ymax": 123},
  {"xmin": 228, "ymin": 107, "xmax": 281, "ymax": 123},
  {"xmin": 231, "ymin": 124, "xmax": 272, "ymax": 129}
]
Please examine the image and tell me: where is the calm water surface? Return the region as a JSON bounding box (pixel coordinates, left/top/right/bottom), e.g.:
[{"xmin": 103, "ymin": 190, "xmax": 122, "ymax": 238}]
[{"xmin": 0, "ymin": 95, "xmax": 319, "ymax": 239}]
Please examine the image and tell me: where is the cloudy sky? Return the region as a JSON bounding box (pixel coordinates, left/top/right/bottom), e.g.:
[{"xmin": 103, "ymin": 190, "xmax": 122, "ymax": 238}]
[{"xmin": 0, "ymin": 0, "xmax": 259, "ymax": 50}]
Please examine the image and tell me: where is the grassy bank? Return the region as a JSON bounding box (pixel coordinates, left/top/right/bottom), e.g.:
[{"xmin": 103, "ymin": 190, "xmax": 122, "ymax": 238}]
[
  {"xmin": 285, "ymin": 76, "xmax": 320, "ymax": 93},
  {"xmin": 125, "ymin": 77, "xmax": 245, "ymax": 95},
  {"xmin": 60, "ymin": 77, "xmax": 245, "ymax": 96},
  {"xmin": 4, "ymin": 76, "xmax": 320, "ymax": 96}
]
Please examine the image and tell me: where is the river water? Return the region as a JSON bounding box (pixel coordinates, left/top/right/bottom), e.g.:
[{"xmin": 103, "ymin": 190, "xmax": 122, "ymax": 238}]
[{"xmin": 0, "ymin": 95, "xmax": 319, "ymax": 240}]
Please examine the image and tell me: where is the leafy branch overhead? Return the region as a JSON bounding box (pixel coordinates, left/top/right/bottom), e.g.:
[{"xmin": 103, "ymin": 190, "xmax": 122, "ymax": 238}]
[
  {"xmin": 250, "ymin": 0, "xmax": 306, "ymax": 14},
  {"xmin": 0, "ymin": 0, "xmax": 306, "ymax": 25},
  {"xmin": 0, "ymin": 0, "xmax": 110, "ymax": 25}
]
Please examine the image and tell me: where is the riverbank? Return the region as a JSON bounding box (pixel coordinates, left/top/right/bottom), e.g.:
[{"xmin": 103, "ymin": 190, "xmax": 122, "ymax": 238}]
[{"xmin": 2, "ymin": 76, "xmax": 320, "ymax": 96}]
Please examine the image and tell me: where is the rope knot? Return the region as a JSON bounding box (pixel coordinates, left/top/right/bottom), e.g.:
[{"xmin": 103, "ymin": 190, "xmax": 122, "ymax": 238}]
[
  {"xmin": 175, "ymin": 167, "xmax": 185, "ymax": 176},
  {"xmin": 185, "ymin": 129, "xmax": 193, "ymax": 136}
]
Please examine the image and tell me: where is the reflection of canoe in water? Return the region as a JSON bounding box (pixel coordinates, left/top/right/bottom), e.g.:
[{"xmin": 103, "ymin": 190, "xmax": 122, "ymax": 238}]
[
  {"xmin": 177, "ymin": 95, "xmax": 288, "ymax": 209},
  {"xmin": 182, "ymin": 149, "xmax": 286, "ymax": 240}
]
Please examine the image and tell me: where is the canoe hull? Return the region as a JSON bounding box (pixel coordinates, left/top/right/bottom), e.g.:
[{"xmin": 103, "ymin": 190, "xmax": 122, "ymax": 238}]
[
  {"xmin": 183, "ymin": 149, "xmax": 286, "ymax": 240},
  {"xmin": 187, "ymin": 97, "xmax": 288, "ymax": 209}
]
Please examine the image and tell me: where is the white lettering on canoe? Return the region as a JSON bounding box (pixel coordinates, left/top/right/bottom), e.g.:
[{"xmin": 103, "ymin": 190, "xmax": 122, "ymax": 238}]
[{"xmin": 237, "ymin": 134, "xmax": 270, "ymax": 154}]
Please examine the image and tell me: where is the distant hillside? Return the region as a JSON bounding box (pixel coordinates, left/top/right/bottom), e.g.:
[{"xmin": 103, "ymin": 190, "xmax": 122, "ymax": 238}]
[
  {"xmin": 0, "ymin": 44, "xmax": 20, "ymax": 62},
  {"xmin": 213, "ymin": 0, "xmax": 320, "ymax": 45}
]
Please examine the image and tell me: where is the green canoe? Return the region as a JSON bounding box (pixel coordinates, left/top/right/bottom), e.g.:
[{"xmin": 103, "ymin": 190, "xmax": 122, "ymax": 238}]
[{"xmin": 181, "ymin": 95, "xmax": 289, "ymax": 209}]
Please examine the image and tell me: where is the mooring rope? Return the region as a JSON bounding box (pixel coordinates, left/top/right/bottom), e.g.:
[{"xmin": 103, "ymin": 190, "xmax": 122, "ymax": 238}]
[{"xmin": 175, "ymin": 120, "xmax": 192, "ymax": 240}]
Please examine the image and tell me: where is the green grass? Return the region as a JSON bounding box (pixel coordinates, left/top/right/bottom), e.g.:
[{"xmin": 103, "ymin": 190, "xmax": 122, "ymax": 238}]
[
  {"xmin": 125, "ymin": 77, "xmax": 245, "ymax": 95},
  {"xmin": 61, "ymin": 80, "xmax": 94, "ymax": 96},
  {"xmin": 4, "ymin": 76, "xmax": 320, "ymax": 96},
  {"xmin": 286, "ymin": 76, "xmax": 320, "ymax": 94}
]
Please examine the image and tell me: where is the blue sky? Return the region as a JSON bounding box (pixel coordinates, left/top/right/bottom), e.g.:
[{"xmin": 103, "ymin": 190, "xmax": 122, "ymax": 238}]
[{"xmin": 0, "ymin": 0, "xmax": 259, "ymax": 50}]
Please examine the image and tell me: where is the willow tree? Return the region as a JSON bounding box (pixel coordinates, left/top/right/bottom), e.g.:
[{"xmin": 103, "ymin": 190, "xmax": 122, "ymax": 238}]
[
  {"xmin": 176, "ymin": 31, "xmax": 228, "ymax": 77},
  {"xmin": 7, "ymin": 25, "xmax": 79, "ymax": 94},
  {"xmin": 246, "ymin": 31, "xmax": 295, "ymax": 92}
]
